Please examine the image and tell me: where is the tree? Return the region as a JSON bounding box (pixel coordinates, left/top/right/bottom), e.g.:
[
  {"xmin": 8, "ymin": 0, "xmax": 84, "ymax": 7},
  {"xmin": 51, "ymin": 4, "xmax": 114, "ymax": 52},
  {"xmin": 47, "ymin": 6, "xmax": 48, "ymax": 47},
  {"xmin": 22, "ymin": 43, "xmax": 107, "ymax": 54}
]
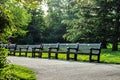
[
  {"xmin": 44, "ymin": 0, "xmax": 67, "ymax": 43},
  {"xmin": 12, "ymin": 7, "xmax": 45, "ymax": 44},
  {"xmin": 0, "ymin": 0, "xmax": 43, "ymax": 42},
  {"xmin": 62, "ymin": 0, "xmax": 98, "ymax": 42},
  {"xmin": 96, "ymin": 0, "xmax": 120, "ymax": 50},
  {"xmin": 62, "ymin": 0, "xmax": 120, "ymax": 50},
  {"xmin": 0, "ymin": 3, "xmax": 14, "ymax": 40}
]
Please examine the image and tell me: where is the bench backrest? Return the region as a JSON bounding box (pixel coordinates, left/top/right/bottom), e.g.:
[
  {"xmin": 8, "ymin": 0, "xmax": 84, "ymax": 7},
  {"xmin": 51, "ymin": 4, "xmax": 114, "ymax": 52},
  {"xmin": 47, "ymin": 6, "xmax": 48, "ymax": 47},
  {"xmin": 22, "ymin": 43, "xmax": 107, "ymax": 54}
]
[
  {"xmin": 0, "ymin": 44, "xmax": 7, "ymax": 48},
  {"xmin": 42, "ymin": 43, "xmax": 77, "ymax": 52},
  {"xmin": 58, "ymin": 43, "xmax": 101, "ymax": 54},
  {"xmin": 17, "ymin": 44, "xmax": 42, "ymax": 51},
  {"xmin": 41, "ymin": 43, "xmax": 101, "ymax": 52},
  {"xmin": 28, "ymin": 44, "xmax": 43, "ymax": 51},
  {"xmin": 6, "ymin": 43, "xmax": 101, "ymax": 53},
  {"xmin": 0, "ymin": 44, "xmax": 17, "ymax": 50},
  {"xmin": 78, "ymin": 43, "xmax": 101, "ymax": 54},
  {"xmin": 59, "ymin": 43, "xmax": 77, "ymax": 52},
  {"xmin": 42, "ymin": 43, "xmax": 59, "ymax": 51},
  {"xmin": 16, "ymin": 45, "xmax": 29, "ymax": 51}
]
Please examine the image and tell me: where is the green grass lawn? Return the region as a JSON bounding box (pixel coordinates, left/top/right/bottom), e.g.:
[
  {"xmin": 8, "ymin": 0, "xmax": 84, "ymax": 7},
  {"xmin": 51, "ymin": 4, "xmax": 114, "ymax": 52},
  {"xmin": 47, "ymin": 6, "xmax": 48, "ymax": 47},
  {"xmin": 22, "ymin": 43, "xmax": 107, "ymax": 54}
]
[
  {"xmin": 100, "ymin": 49, "xmax": 120, "ymax": 64},
  {"xmin": 51, "ymin": 49, "xmax": 120, "ymax": 64},
  {"xmin": 0, "ymin": 64, "xmax": 36, "ymax": 80},
  {"xmin": 13, "ymin": 48, "xmax": 120, "ymax": 64}
]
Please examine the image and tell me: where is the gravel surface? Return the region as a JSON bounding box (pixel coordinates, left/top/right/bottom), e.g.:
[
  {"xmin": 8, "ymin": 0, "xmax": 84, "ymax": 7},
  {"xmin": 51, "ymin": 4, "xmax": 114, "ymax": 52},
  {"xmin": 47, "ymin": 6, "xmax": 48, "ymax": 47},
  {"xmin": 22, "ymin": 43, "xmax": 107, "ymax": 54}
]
[{"xmin": 7, "ymin": 56, "xmax": 120, "ymax": 80}]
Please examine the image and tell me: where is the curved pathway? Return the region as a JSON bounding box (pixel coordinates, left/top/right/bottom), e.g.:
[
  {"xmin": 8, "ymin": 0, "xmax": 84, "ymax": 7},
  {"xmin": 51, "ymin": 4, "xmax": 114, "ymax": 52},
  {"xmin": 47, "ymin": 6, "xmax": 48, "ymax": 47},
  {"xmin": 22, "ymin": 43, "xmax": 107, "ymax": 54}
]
[{"xmin": 7, "ymin": 56, "xmax": 120, "ymax": 80}]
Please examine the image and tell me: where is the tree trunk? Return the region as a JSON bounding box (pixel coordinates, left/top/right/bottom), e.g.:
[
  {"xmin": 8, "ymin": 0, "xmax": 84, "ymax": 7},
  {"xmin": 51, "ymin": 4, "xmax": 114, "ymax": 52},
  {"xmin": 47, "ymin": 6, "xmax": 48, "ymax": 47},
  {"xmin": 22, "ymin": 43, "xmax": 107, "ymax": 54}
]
[
  {"xmin": 102, "ymin": 40, "xmax": 107, "ymax": 49},
  {"xmin": 112, "ymin": 18, "xmax": 119, "ymax": 51}
]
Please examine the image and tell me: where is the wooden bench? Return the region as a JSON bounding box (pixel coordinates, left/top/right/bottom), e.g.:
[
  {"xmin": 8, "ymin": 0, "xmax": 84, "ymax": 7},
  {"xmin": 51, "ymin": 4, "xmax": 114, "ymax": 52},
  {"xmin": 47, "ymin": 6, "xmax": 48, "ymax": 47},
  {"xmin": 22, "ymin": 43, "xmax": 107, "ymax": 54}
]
[
  {"xmin": 16, "ymin": 44, "xmax": 43, "ymax": 57},
  {"xmin": 48, "ymin": 43, "xmax": 101, "ymax": 62},
  {"xmin": 48, "ymin": 43, "xmax": 77, "ymax": 59},
  {"xmin": 29, "ymin": 44, "xmax": 43, "ymax": 57},
  {"xmin": 4, "ymin": 44, "xmax": 43, "ymax": 57},
  {"xmin": 16, "ymin": 45, "xmax": 29, "ymax": 57},
  {"xmin": 5, "ymin": 43, "xmax": 101, "ymax": 62},
  {"xmin": 48, "ymin": 43, "xmax": 60, "ymax": 59},
  {"xmin": 67, "ymin": 43, "xmax": 101, "ymax": 62}
]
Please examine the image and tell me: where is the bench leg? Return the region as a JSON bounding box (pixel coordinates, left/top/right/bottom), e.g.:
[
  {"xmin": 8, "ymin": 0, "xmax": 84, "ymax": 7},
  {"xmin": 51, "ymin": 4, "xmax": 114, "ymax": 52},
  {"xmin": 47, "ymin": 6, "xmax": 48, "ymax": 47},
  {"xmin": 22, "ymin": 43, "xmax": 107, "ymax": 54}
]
[
  {"xmin": 32, "ymin": 52, "xmax": 33, "ymax": 57},
  {"xmin": 48, "ymin": 50, "xmax": 51, "ymax": 59},
  {"xmin": 55, "ymin": 52, "xmax": 58, "ymax": 59},
  {"xmin": 19, "ymin": 49, "xmax": 21, "ymax": 56},
  {"xmin": 39, "ymin": 52, "xmax": 42, "ymax": 58},
  {"xmin": 89, "ymin": 54, "xmax": 92, "ymax": 62},
  {"xmin": 13, "ymin": 52, "xmax": 15, "ymax": 56},
  {"xmin": 67, "ymin": 50, "xmax": 70, "ymax": 60},
  {"xmin": 97, "ymin": 54, "xmax": 100, "ymax": 63},
  {"xmin": 19, "ymin": 52, "xmax": 21, "ymax": 56},
  {"xmin": 33, "ymin": 52, "xmax": 35, "ymax": 57},
  {"xmin": 32, "ymin": 51, "xmax": 34, "ymax": 57},
  {"xmin": 89, "ymin": 54, "xmax": 100, "ymax": 63},
  {"xmin": 25, "ymin": 52, "xmax": 27, "ymax": 57},
  {"xmin": 74, "ymin": 54, "xmax": 77, "ymax": 61},
  {"xmin": 67, "ymin": 53, "xmax": 70, "ymax": 60}
]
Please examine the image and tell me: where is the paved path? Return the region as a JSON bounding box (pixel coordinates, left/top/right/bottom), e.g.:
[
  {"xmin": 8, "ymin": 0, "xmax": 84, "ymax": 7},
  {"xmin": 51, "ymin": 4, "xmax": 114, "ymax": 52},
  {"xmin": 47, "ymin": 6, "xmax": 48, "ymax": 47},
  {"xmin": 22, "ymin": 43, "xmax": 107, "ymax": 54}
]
[{"xmin": 7, "ymin": 56, "xmax": 120, "ymax": 80}]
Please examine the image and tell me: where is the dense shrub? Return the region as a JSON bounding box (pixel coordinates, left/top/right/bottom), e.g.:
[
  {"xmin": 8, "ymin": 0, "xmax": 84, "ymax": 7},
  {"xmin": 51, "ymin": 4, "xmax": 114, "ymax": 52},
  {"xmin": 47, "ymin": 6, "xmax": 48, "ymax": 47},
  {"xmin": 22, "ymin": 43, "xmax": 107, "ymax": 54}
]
[
  {"xmin": 0, "ymin": 48, "xmax": 9, "ymax": 68},
  {"xmin": 0, "ymin": 48, "xmax": 11, "ymax": 79},
  {"xmin": 0, "ymin": 65, "xmax": 18, "ymax": 80}
]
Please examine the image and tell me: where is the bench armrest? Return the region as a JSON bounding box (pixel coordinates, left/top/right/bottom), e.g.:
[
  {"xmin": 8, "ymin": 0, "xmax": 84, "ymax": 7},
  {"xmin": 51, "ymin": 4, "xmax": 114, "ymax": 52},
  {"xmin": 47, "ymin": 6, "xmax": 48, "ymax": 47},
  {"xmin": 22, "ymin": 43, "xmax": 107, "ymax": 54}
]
[
  {"xmin": 48, "ymin": 43, "xmax": 59, "ymax": 50},
  {"xmin": 90, "ymin": 48, "xmax": 101, "ymax": 54}
]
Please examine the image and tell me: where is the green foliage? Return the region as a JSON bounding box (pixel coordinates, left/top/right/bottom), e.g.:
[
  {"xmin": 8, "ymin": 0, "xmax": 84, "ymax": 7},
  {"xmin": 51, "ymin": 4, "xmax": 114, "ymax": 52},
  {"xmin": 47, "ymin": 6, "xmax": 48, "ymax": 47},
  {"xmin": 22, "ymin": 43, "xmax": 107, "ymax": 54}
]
[
  {"xmin": 26, "ymin": 8, "xmax": 45, "ymax": 44},
  {"xmin": 101, "ymin": 49, "xmax": 120, "ymax": 64},
  {"xmin": 0, "ymin": 3, "xmax": 15, "ymax": 42},
  {"xmin": 1, "ymin": 0, "xmax": 120, "ymax": 51},
  {"xmin": 16, "ymin": 0, "xmax": 43, "ymax": 9},
  {"xmin": 6, "ymin": 1, "xmax": 31, "ymax": 38},
  {"xmin": 0, "ymin": 65, "xmax": 36, "ymax": 80},
  {"xmin": 0, "ymin": 0, "xmax": 31, "ymax": 42},
  {"xmin": 0, "ymin": 6, "xmax": 11, "ymax": 34},
  {"xmin": 62, "ymin": 0, "xmax": 98, "ymax": 42},
  {"xmin": 61, "ymin": 0, "xmax": 120, "ymax": 50},
  {"xmin": 12, "ymin": 7, "xmax": 46, "ymax": 44},
  {"xmin": 44, "ymin": 0, "xmax": 67, "ymax": 43},
  {"xmin": 0, "ymin": 48, "xmax": 9, "ymax": 68},
  {"xmin": 0, "ymin": 65, "xmax": 18, "ymax": 80},
  {"xmin": 96, "ymin": 0, "xmax": 120, "ymax": 50}
]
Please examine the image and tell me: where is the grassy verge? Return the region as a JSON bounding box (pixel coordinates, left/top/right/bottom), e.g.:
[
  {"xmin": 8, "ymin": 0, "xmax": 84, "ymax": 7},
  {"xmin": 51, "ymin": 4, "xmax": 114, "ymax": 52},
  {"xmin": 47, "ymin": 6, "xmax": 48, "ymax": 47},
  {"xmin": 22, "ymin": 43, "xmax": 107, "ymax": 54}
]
[
  {"xmin": 0, "ymin": 64, "xmax": 36, "ymax": 80},
  {"xmin": 100, "ymin": 49, "xmax": 120, "ymax": 64},
  {"xmin": 12, "ymin": 48, "xmax": 120, "ymax": 64}
]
